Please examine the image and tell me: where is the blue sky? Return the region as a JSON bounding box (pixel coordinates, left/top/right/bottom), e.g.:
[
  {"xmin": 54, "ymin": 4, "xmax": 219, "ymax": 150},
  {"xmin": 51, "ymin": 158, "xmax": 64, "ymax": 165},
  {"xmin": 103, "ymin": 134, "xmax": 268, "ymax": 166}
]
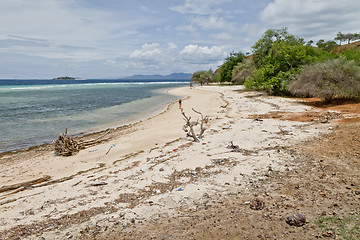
[{"xmin": 0, "ymin": 0, "xmax": 359, "ymax": 79}]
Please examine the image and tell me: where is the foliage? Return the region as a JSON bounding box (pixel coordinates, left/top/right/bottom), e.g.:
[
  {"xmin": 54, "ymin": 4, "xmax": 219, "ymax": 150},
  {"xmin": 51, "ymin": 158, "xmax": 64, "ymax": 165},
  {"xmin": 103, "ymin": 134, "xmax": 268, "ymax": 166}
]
[
  {"xmin": 311, "ymin": 47, "xmax": 338, "ymax": 63},
  {"xmin": 231, "ymin": 58, "xmax": 255, "ymax": 84},
  {"xmin": 246, "ymin": 28, "xmax": 314, "ymax": 94},
  {"xmin": 191, "ymin": 70, "xmax": 213, "ymax": 86},
  {"xmin": 191, "ymin": 28, "xmax": 360, "ymax": 98},
  {"xmin": 335, "ymin": 32, "xmax": 360, "ymax": 45},
  {"xmin": 316, "ymin": 39, "xmax": 337, "ymax": 52},
  {"xmin": 341, "ymin": 49, "xmax": 360, "ymax": 65},
  {"xmin": 251, "ymin": 28, "xmax": 305, "ymax": 67},
  {"xmin": 219, "ymin": 51, "xmax": 246, "ymax": 82},
  {"xmin": 288, "ymin": 57, "xmax": 360, "ymax": 101},
  {"xmin": 212, "ymin": 72, "xmax": 221, "ymax": 83}
]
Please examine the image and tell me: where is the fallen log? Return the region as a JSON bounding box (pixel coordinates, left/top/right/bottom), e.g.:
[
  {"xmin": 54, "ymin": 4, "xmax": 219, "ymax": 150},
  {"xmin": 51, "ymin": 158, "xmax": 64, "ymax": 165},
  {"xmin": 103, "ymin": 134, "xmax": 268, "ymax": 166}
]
[{"xmin": 0, "ymin": 175, "xmax": 51, "ymax": 194}]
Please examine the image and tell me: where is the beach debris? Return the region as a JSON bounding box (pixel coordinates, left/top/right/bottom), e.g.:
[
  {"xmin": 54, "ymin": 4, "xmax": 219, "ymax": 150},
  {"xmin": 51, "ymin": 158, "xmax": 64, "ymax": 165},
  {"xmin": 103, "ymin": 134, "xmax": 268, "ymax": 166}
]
[
  {"xmin": 85, "ymin": 182, "xmax": 108, "ymax": 187},
  {"xmin": 221, "ymin": 102, "xmax": 229, "ymax": 108},
  {"xmin": 0, "ymin": 175, "xmax": 51, "ymax": 194},
  {"xmin": 249, "ymin": 198, "xmax": 265, "ymax": 210},
  {"xmin": 54, "ymin": 129, "xmax": 82, "ymax": 156},
  {"xmin": 106, "ymin": 144, "xmax": 116, "ymax": 155},
  {"xmin": 278, "ymin": 126, "xmax": 292, "ymax": 135},
  {"xmin": 54, "ymin": 128, "xmax": 112, "ymax": 156},
  {"xmin": 227, "ymin": 141, "xmax": 240, "ymax": 152},
  {"xmin": 177, "ymin": 187, "xmax": 183, "ymax": 191},
  {"xmin": 181, "ymin": 108, "xmax": 207, "ymax": 142},
  {"xmin": 286, "ymin": 214, "xmax": 306, "ymax": 227}
]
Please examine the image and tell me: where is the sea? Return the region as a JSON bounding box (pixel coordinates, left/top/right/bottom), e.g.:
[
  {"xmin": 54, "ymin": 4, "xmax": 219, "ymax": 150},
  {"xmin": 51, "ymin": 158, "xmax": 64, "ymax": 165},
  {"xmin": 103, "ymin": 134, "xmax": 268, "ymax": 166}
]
[{"xmin": 0, "ymin": 79, "xmax": 188, "ymax": 153}]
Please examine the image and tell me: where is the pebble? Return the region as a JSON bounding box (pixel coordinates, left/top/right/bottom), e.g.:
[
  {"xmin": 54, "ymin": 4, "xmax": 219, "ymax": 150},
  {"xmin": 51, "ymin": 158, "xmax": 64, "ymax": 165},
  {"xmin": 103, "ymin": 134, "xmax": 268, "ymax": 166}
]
[{"xmin": 286, "ymin": 214, "xmax": 306, "ymax": 227}]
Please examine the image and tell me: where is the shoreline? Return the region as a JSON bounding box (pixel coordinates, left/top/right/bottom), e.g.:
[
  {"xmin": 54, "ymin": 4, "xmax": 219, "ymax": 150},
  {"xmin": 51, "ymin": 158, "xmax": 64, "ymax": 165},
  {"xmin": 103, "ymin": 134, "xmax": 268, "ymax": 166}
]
[
  {"xmin": 1, "ymin": 85, "xmax": 359, "ymax": 239},
  {"xmin": 0, "ymin": 85, "xmax": 223, "ymax": 185},
  {"xmin": 0, "ymin": 86, "xmax": 186, "ymax": 157}
]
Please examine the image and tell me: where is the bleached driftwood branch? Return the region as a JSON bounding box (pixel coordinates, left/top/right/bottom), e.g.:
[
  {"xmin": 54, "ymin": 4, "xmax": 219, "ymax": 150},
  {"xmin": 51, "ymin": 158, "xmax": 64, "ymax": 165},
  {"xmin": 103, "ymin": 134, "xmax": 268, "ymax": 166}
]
[{"xmin": 181, "ymin": 108, "xmax": 207, "ymax": 142}]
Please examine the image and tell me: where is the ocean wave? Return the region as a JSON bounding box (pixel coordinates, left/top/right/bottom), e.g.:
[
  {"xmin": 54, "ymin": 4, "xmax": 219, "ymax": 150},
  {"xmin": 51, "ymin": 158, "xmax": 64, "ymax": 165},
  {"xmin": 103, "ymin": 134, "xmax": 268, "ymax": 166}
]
[{"xmin": 3, "ymin": 81, "xmax": 186, "ymax": 91}]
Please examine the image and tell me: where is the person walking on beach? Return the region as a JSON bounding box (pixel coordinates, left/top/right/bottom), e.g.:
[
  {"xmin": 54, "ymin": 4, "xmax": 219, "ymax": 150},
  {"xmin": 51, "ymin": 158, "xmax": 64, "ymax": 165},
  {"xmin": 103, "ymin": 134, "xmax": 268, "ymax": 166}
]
[{"xmin": 178, "ymin": 99, "xmax": 182, "ymax": 109}]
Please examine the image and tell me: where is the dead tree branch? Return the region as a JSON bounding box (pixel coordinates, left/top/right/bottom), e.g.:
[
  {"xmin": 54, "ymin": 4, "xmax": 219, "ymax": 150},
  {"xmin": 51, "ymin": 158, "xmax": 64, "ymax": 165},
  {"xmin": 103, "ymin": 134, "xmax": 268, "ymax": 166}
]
[{"xmin": 181, "ymin": 108, "xmax": 207, "ymax": 142}]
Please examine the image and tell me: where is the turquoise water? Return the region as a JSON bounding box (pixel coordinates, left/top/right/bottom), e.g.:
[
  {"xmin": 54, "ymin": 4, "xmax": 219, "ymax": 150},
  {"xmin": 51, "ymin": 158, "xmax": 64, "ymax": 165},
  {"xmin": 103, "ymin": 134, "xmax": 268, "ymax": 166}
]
[{"xmin": 0, "ymin": 80, "xmax": 187, "ymax": 153}]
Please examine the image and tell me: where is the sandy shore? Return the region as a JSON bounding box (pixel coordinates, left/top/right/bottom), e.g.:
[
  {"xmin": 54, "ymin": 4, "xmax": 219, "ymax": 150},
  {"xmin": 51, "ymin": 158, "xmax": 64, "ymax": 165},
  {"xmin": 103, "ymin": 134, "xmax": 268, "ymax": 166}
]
[{"xmin": 1, "ymin": 85, "xmax": 358, "ymax": 239}]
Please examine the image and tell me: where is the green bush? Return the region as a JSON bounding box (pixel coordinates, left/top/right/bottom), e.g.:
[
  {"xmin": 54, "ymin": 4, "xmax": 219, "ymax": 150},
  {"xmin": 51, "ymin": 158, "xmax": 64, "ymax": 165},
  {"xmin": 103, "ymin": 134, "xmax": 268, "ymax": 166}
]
[
  {"xmin": 219, "ymin": 51, "xmax": 246, "ymax": 82},
  {"xmin": 246, "ymin": 28, "xmax": 316, "ymax": 94},
  {"xmin": 288, "ymin": 57, "xmax": 360, "ymax": 101},
  {"xmin": 341, "ymin": 49, "xmax": 360, "ymax": 65}
]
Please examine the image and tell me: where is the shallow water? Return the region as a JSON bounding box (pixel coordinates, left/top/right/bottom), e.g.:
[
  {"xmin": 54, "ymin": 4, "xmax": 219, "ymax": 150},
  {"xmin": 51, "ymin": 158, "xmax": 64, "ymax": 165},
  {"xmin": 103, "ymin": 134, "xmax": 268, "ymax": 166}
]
[{"xmin": 0, "ymin": 79, "xmax": 187, "ymax": 153}]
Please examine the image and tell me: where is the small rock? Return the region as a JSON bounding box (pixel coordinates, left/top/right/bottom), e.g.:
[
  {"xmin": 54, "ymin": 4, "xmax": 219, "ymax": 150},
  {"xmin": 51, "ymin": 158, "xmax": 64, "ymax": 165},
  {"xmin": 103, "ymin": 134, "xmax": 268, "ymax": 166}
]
[
  {"xmin": 159, "ymin": 167, "xmax": 164, "ymax": 172},
  {"xmin": 140, "ymin": 167, "xmax": 148, "ymax": 172},
  {"xmin": 322, "ymin": 229, "xmax": 335, "ymax": 238},
  {"xmin": 321, "ymin": 118, "xmax": 329, "ymax": 123},
  {"xmin": 250, "ymin": 198, "xmax": 265, "ymax": 210},
  {"xmin": 286, "ymin": 214, "xmax": 306, "ymax": 227}
]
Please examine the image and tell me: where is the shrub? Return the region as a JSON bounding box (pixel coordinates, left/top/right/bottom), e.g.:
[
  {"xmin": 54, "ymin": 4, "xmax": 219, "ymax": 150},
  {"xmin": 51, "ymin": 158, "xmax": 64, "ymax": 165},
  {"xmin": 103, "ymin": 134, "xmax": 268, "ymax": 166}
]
[
  {"xmin": 288, "ymin": 57, "xmax": 360, "ymax": 101},
  {"xmin": 219, "ymin": 51, "xmax": 246, "ymax": 82},
  {"xmin": 231, "ymin": 58, "xmax": 255, "ymax": 84},
  {"xmin": 341, "ymin": 49, "xmax": 360, "ymax": 65},
  {"xmin": 191, "ymin": 70, "xmax": 213, "ymax": 86},
  {"xmin": 247, "ymin": 28, "xmax": 316, "ymax": 94}
]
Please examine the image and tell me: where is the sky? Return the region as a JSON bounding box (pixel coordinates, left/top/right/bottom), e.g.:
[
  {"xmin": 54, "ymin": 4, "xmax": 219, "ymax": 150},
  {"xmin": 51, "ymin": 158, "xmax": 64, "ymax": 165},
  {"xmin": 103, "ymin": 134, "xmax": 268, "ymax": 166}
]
[{"xmin": 0, "ymin": 0, "xmax": 359, "ymax": 79}]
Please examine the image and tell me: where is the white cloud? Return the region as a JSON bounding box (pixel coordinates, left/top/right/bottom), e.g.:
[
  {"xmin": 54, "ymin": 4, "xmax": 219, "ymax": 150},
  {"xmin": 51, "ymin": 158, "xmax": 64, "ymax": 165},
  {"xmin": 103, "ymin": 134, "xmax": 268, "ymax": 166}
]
[
  {"xmin": 170, "ymin": 0, "xmax": 232, "ymax": 15},
  {"xmin": 0, "ymin": 0, "xmax": 145, "ymax": 61},
  {"xmin": 129, "ymin": 43, "xmax": 162, "ymax": 59},
  {"xmin": 180, "ymin": 44, "xmax": 226, "ymax": 62},
  {"xmin": 260, "ymin": 0, "xmax": 360, "ymax": 41}
]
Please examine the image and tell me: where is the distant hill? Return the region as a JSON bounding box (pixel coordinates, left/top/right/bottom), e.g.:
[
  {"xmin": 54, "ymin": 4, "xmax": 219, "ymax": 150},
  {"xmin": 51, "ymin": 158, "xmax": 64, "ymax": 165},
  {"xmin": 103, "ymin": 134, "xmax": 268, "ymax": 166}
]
[{"xmin": 124, "ymin": 73, "xmax": 192, "ymax": 80}]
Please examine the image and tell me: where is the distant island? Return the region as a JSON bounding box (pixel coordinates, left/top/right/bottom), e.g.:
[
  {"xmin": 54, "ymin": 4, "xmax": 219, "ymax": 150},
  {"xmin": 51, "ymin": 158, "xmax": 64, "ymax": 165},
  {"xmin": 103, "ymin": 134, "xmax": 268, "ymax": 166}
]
[
  {"xmin": 123, "ymin": 73, "xmax": 192, "ymax": 80},
  {"xmin": 53, "ymin": 76, "xmax": 75, "ymax": 80}
]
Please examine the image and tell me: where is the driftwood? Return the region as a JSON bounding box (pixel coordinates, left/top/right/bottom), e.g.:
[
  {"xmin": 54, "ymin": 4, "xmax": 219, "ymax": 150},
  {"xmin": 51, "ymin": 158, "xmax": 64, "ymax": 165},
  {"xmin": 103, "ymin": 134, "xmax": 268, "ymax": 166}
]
[
  {"xmin": 54, "ymin": 129, "xmax": 112, "ymax": 156},
  {"xmin": 54, "ymin": 129, "xmax": 82, "ymax": 156},
  {"xmin": 181, "ymin": 108, "xmax": 206, "ymax": 142},
  {"xmin": 0, "ymin": 175, "xmax": 51, "ymax": 194}
]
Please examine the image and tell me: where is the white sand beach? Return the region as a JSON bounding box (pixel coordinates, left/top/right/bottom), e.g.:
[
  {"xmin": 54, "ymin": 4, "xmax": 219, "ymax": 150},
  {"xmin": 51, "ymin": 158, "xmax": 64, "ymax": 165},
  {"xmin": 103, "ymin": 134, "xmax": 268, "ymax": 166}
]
[{"xmin": 1, "ymin": 85, "xmax": 358, "ymax": 239}]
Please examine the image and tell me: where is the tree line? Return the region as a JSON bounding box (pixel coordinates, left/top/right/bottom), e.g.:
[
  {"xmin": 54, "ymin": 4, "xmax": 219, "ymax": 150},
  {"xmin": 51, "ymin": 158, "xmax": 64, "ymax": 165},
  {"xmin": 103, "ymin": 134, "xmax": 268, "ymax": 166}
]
[{"xmin": 191, "ymin": 28, "xmax": 360, "ymax": 101}]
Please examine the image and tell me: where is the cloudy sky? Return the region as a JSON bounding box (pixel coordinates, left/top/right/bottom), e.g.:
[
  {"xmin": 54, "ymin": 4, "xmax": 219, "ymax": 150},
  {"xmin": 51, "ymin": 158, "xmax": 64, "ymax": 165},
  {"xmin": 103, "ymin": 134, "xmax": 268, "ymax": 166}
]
[{"xmin": 0, "ymin": 0, "xmax": 359, "ymax": 79}]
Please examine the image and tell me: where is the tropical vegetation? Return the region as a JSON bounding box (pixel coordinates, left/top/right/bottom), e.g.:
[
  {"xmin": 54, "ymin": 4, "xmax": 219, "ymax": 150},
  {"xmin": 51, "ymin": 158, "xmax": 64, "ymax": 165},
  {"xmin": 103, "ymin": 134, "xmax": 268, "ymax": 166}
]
[{"xmin": 191, "ymin": 28, "xmax": 360, "ymax": 101}]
